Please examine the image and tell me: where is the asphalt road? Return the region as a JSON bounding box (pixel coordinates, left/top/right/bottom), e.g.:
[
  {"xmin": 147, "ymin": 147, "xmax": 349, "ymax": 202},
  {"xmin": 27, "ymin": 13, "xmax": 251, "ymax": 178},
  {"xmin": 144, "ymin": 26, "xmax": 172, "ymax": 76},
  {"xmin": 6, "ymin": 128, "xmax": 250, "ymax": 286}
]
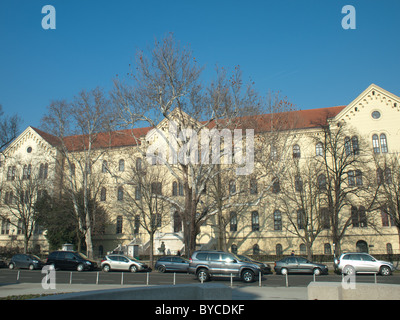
[{"xmin": 1, "ymin": 268, "xmax": 400, "ymax": 287}]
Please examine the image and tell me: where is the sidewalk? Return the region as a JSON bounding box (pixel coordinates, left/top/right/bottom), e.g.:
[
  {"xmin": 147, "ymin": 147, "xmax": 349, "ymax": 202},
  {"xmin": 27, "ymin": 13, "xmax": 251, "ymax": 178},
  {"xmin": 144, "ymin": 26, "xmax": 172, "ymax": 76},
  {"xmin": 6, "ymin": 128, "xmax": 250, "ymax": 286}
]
[{"xmin": 0, "ymin": 283, "xmax": 308, "ymax": 300}]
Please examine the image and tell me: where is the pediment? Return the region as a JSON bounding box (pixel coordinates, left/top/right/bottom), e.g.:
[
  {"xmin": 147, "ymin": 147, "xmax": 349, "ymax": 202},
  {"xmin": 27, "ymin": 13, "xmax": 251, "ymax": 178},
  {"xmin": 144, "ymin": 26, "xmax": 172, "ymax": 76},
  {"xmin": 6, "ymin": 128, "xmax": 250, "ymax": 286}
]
[
  {"xmin": 333, "ymin": 84, "xmax": 400, "ymax": 123},
  {"xmin": 3, "ymin": 126, "xmax": 56, "ymax": 158}
]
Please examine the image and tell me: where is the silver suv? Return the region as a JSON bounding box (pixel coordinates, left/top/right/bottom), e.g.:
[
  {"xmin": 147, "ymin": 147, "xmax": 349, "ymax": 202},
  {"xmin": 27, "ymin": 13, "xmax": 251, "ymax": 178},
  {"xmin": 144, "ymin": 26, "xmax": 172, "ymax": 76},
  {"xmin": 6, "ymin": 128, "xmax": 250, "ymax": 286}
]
[
  {"xmin": 334, "ymin": 252, "xmax": 395, "ymax": 276},
  {"xmin": 188, "ymin": 250, "xmax": 263, "ymax": 283}
]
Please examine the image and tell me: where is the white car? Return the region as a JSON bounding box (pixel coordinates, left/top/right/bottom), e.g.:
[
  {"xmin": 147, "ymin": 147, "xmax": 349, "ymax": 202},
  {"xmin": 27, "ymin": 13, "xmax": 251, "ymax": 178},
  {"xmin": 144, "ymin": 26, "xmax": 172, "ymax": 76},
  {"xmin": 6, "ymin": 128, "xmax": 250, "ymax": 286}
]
[
  {"xmin": 101, "ymin": 254, "xmax": 150, "ymax": 272},
  {"xmin": 334, "ymin": 252, "xmax": 395, "ymax": 276}
]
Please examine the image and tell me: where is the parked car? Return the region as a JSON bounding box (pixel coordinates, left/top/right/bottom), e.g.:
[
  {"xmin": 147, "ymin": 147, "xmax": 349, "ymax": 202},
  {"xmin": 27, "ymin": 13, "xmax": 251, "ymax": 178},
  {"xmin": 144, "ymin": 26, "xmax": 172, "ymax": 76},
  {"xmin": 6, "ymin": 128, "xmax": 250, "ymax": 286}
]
[
  {"xmin": 274, "ymin": 256, "xmax": 328, "ymax": 275},
  {"xmin": 8, "ymin": 254, "xmax": 45, "ymax": 270},
  {"xmin": 236, "ymin": 254, "xmax": 272, "ymax": 274},
  {"xmin": 0, "ymin": 256, "xmax": 7, "ymax": 268},
  {"xmin": 155, "ymin": 256, "xmax": 189, "ymax": 273},
  {"xmin": 101, "ymin": 254, "xmax": 150, "ymax": 272},
  {"xmin": 188, "ymin": 250, "xmax": 263, "ymax": 283},
  {"xmin": 46, "ymin": 251, "xmax": 97, "ymax": 271},
  {"xmin": 334, "ymin": 252, "xmax": 395, "ymax": 276}
]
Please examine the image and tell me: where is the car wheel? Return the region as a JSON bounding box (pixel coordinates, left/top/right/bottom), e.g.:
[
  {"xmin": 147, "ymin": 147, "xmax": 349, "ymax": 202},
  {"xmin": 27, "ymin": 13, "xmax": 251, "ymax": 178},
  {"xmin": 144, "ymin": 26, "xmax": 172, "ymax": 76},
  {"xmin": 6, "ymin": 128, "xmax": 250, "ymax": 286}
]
[
  {"xmin": 28, "ymin": 264, "xmax": 35, "ymax": 270},
  {"xmin": 77, "ymin": 264, "xmax": 84, "ymax": 272},
  {"xmin": 242, "ymin": 270, "xmax": 255, "ymax": 283},
  {"xmin": 313, "ymin": 268, "xmax": 322, "ymax": 276},
  {"xmin": 157, "ymin": 265, "xmax": 166, "ymax": 273},
  {"xmin": 343, "ymin": 265, "xmax": 355, "ymax": 275},
  {"xmin": 380, "ymin": 265, "xmax": 391, "ymax": 276},
  {"xmin": 130, "ymin": 265, "xmax": 138, "ymax": 273},
  {"xmin": 8, "ymin": 263, "xmax": 15, "ymax": 270},
  {"xmin": 196, "ymin": 268, "xmax": 210, "ymax": 282},
  {"xmin": 102, "ymin": 264, "xmax": 111, "ymax": 272},
  {"xmin": 280, "ymin": 268, "xmax": 288, "ymax": 275}
]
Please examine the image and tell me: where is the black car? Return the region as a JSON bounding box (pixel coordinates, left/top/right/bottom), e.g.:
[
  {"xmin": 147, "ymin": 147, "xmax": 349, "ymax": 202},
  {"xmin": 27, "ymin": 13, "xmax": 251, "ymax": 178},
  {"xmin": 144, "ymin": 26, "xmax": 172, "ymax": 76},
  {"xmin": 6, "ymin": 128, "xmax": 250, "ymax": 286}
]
[
  {"xmin": 236, "ymin": 254, "xmax": 272, "ymax": 274},
  {"xmin": 9, "ymin": 254, "xmax": 45, "ymax": 270},
  {"xmin": 46, "ymin": 251, "xmax": 97, "ymax": 271},
  {"xmin": 274, "ymin": 256, "xmax": 328, "ymax": 275},
  {"xmin": 155, "ymin": 256, "xmax": 189, "ymax": 273}
]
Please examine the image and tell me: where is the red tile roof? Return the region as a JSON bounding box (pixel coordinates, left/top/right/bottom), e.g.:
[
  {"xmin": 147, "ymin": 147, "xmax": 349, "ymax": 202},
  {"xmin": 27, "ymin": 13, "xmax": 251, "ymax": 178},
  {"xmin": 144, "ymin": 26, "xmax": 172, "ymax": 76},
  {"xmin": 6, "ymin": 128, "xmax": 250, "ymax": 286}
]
[{"xmin": 32, "ymin": 105, "xmax": 346, "ymax": 151}]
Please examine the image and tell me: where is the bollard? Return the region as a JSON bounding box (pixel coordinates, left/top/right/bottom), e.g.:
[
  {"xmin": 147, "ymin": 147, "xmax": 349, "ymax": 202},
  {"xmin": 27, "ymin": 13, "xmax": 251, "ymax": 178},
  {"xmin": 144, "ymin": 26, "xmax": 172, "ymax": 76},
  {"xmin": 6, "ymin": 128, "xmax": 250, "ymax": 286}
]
[
  {"xmin": 173, "ymin": 272, "xmax": 176, "ymax": 285},
  {"xmin": 96, "ymin": 272, "xmax": 99, "ymax": 285},
  {"xmin": 259, "ymin": 274, "xmax": 262, "ymax": 287},
  {"xmin": 285, "ymin": 272, "xmax": 288, "ymax": 287},
  {"xmin": 230, "ymin": 273, "xmax": 233, "ymax": 287},
  {"xmin": 121, "ymin": 272, "xmax": 124, "ymax": 285},
  {"xmin": 313, "ymin": 273, "xmax": 316, "ymax": 282},
  {"xmin": 374, "ymin": 273, "xmax": 377, "ymax": 284},
  {"xmin": 70, "ymin": 272, "xmax": 72, "ymax": 284},
  {"xmin": 146, "ymin": 272, "xmax": 149, "ymax": 286},
  {"xmin": 17, "ymin": 271, "xmax": 20, "ymax": 282}
]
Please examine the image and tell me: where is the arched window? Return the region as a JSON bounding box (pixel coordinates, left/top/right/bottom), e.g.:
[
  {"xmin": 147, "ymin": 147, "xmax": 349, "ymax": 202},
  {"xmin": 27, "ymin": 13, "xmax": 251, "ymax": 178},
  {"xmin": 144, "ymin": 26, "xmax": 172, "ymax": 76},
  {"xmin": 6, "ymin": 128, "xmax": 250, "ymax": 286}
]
[
  {"xmin": 387, "ymin": 243, "xmax": 393, "ymax": 255},
  {"xmin": 43, "ymin": 163, "xmax": 48, "ymax": 179},
  {"xmin": 356, "ymin": 240, "xmax": 368, "ymax": 253},
  {"xmin": 253, "ymin": 244, "xmax": 260, "ymax": 255},
  {"xmin": 178, "ymin": 182, "xmax": 184, "ymax": 196},
  {"xmin": 295, "ymin": 176, "xmax": 303, "ymax": 192},
  {"xmin": 136, "ymin": 158, "xmax": 142, "ymax": 171},
  {"xmin": 299, "ymin": 244, "xmax": 306, "ymax": 255},
  {"xmin": 100, "ymin": 187, "xmax": 106, "ymax": 201},
  {"xmin": 250, "ymin": 178, "xmax": 258, "ymax": 194},
  {"xmin": 173, "ymin": 211, "xmax": 182, "ymax": 232},
  {"xmin": 355, "ymin": 170, "xmax": 363, "ymax": 186},
  {"xmin": 380, "ymin": 134, "xmax": 388, "ymax": 153},
  {"xmin": 117, "ymin": 186, "xmax": 124, "ymax": 201},
  {"xmin": 229, "ymin": 180, "xmax": 236, "ymax": 194},
  {"xmin": 344, "ymin": 137, "xmax": 351, "ymax": 156},
  {"xmin": 318, "ymin": 174, "xmax": 326, "ymax": 190},
  {"xmin": 272, "ymin": 177, "xmax": 280, "ymax": 194},
  {"xmin": 372, "ymin": 134, "xmax": 380, "ymax": 154},
  {"xmin": 231, "ymin": 244, "xmax": 238, "ymax": 254},
  {"xmin": 119, "ymin": 159, "xmax": 125, "ymax": 172},
  {"xmin": 324, "ymin": 243, "xmax": 332, "ymax": 255},
  {"xmin": 276, "ymin": 244, "xmax": 283, "ymax": 256},
  {"xmin": 172, "ymin": 181, "xmax": 178, "ymax": 196},
  {"xmin": 315, "ymin": 142, "xmax": 323, "ymax": 156},
  {"xmin": 352, "ymin": 136, "xmax": 359, "ymax": 155},
  {"xmin": 348, "ymin": 170, "xmax": 355, "ymax": 186},
  {"xmin": 293, "ymin": 144, "xmax": 301, "ymax": 159}
]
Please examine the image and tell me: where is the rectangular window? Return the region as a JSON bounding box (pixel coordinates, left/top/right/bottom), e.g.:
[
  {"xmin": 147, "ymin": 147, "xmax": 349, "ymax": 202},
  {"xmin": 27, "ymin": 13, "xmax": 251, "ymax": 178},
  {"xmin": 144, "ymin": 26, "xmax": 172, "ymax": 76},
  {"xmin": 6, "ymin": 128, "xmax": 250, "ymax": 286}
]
[
  {"xmin": 116, "ymin": 216, "xmax": 123, "ymax": 234},
  {"xmin": 230, "ymin": 211, "xmax": 237, "ymax": 232},
  {"xmin": 274, "ymin": 210, "xmax": 282, "ymax": 231}
]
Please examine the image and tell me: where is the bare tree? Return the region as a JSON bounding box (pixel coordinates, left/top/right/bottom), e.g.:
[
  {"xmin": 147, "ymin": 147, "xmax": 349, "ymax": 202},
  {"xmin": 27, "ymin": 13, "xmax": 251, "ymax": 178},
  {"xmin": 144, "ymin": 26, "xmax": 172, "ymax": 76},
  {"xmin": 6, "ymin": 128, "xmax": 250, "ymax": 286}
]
[
  {"xmin": 370, "ymin": 152, "xmax": 400, "ymax": 242},
  {"xmin": 0, "ymin": 104, "xmax": 21, "ymax": 151},
  {"xmin": 41, "ymin": 87, "xmax": 115, "ymax": 258},
  {"xmin": 112, "ymin": 34, "xmax": 298, "ymax": 257},
  {"xmin": 315, "ymin": 119, "xmax": 374, "ymax": 256},
  {"xmin": 0, "ymin": 161, "xmax": 48, "ymax": 253},
  {"xmin": 279, "ymin": 157, "xmax": 327, "ymax": 259},
  {"xmin": 114, "ymin": 156, "xmax": 170, "ymax": 267}
]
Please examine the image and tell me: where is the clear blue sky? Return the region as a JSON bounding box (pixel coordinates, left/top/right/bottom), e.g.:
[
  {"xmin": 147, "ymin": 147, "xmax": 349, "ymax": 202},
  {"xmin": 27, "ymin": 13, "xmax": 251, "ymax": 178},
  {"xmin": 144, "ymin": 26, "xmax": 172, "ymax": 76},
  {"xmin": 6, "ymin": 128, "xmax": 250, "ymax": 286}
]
[{"xmin": 0, "ymin": 0, "xmax": 399, "ymax": 130}]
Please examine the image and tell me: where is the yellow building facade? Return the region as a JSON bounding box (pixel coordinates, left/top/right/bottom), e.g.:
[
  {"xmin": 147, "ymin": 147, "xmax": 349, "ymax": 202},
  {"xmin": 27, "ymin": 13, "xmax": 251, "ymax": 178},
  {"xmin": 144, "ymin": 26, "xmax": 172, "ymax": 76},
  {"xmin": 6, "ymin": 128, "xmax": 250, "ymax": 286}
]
[{"xmin": 0, "ymin": 84, "xmax": 399, "ymax": 259}]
